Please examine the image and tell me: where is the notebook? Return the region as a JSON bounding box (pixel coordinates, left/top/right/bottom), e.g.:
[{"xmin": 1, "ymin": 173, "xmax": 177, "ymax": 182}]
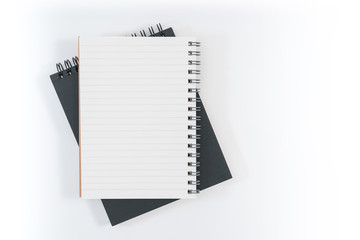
[
  {"xmin": 78, "ymin": 37, "xmax": 200, "ymax": 199},
  {"xmin": 50, "ymin": 25, "xmax": 232, "ymax": 224}
]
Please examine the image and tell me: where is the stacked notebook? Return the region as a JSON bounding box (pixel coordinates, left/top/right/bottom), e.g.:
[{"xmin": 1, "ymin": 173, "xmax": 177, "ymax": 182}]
[{"xmin": 50, "ymin": 24, "xmax": 232, "ymax": 225}]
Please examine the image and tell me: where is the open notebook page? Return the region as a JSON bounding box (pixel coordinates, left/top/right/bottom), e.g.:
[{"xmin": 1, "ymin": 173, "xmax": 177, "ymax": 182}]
[{"xmin": 79, "ymin": 37, "xmax": 199, "ymax": 199}]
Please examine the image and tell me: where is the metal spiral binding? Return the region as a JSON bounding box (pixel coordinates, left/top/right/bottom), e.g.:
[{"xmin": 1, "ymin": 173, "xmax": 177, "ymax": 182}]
[
  {"xmin": 188, "ymin": 134, "xmax": 201, "ymax": 139},
  {"xmin": 188, "ymin": 144, "xmax": 200, "ymax": 149},
  {"xmin": 189, "ymin": 41, "xmax": 201, "ymax": 47},
  {"xmin": 56, "ymin": 57, "xmax": 79, "ymax": 79},
  {"xmin": 64, "ymin": 60, "xmax": 73, "ymax": 75},
  {"xmin": 188, "ymin": 51, "xmax": 200, "ymax": 56},
  {"xmin": 188, "ymin": 171, "xmax": 200, "ymax": 176},
  {"xmin": 72, "ymin": 56, "xmax": 79, "ymax": 71},
  {"xmin": 188, "ymin": 190, "xmax": 200, "ymax": 194},
  {"xmin": 131, "ymin": 23, "xmax": 166, "ymax": 37},
  {"xmin": 56, "ymin": 63, "xmax": 65, "ymax": 78},
  {"xmin": 188, "ymin": 162, "xmax": 200, "ymax": 167},
  {"xmin": 188, "ymin": 116, "xmax": 201, "ymax": 120},
  {"xmin": 188, "ymin": 180, "xmax": 200, "ymax": 185},
  {"xmin": 188, "ymin": 79, "xmax": 200, "ymax": 84},
  {"xmin": 189, "ymin": 60, "xmax": 200, "ymax": 65},
  {"xmin": 188, "ymin": 107, "xmax": 201, "ymax": 111},
  {"xmin": 187, "ymin": 40, "xmax": 201, "ymax": 194},
  {"xmin": 188, "ymin": 88, "xmax": 200, "ymax": 93},
  {"xmin": 188, "ymin": 125, "xmax": 201, "ymax": 130},
  {"xmin": 188, "ymin": 97, "xmax": 201, "ymax": 103}
]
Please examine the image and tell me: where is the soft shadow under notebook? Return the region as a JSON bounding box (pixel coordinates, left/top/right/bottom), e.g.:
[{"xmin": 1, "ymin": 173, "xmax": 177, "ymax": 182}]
[{"xmin": 50, "ymin": 25, "xmax": 232, "ymax": 225}]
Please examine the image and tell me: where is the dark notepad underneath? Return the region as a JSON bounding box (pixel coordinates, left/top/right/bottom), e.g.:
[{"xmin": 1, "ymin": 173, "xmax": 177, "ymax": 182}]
[{"xmin": 50, "ymin": 27, "xmax": 232, "ymax": 225}]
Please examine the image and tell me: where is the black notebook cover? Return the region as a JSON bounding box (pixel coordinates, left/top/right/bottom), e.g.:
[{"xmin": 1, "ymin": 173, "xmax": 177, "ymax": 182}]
[{"xmin": 50, "ymin": 26, "xmax": 232, "ymax": 226}]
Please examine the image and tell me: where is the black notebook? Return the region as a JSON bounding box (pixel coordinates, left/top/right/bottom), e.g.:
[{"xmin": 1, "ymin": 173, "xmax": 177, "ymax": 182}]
[{"xmin": 50, "ymin": 25, "xmax": 232, "ymax": 225}]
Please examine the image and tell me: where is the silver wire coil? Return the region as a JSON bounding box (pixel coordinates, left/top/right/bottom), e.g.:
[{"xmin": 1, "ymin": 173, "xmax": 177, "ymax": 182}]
[{"xmin": 187, "ymin": 41, "xmax": 200, "ymax": 194}]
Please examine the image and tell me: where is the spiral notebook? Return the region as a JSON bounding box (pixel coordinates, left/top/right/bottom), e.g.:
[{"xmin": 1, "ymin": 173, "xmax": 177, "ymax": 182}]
[
  {"xmin": 50, "ymin": 25, "xmax": 232, "ymax": 224},
  {"xmin": 78, "ymin": 37, "xmax": 200, "ymax": 199}
]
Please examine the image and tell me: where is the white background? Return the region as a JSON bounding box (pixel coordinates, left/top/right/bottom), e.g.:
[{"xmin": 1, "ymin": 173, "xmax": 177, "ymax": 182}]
[{"xmin": 2, "ymin": 0, "xmax": 360, "ymax": 239}]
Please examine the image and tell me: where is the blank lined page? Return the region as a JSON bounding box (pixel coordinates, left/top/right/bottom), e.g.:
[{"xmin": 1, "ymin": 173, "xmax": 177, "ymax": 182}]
[{"xmin": 79, "ymin": 37, "xmax": 198, "ymax": 199}]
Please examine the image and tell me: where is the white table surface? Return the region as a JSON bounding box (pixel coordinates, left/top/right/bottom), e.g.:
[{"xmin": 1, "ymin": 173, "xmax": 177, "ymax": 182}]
[{"xmin": 3, "ymin": 0, "xmax": 360, "ymax": 239}]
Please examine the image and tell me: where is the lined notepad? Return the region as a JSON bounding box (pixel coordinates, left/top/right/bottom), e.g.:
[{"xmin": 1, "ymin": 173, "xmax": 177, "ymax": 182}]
[{"xmin": 79, "ymin": 37, "xmax": 200, "ymax": 199}]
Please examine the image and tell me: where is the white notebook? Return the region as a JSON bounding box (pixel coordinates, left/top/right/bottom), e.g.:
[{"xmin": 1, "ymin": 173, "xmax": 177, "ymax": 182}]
[{"xmin": 78, "ymin": 37, "xmax": 200, "ymax": 199}]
